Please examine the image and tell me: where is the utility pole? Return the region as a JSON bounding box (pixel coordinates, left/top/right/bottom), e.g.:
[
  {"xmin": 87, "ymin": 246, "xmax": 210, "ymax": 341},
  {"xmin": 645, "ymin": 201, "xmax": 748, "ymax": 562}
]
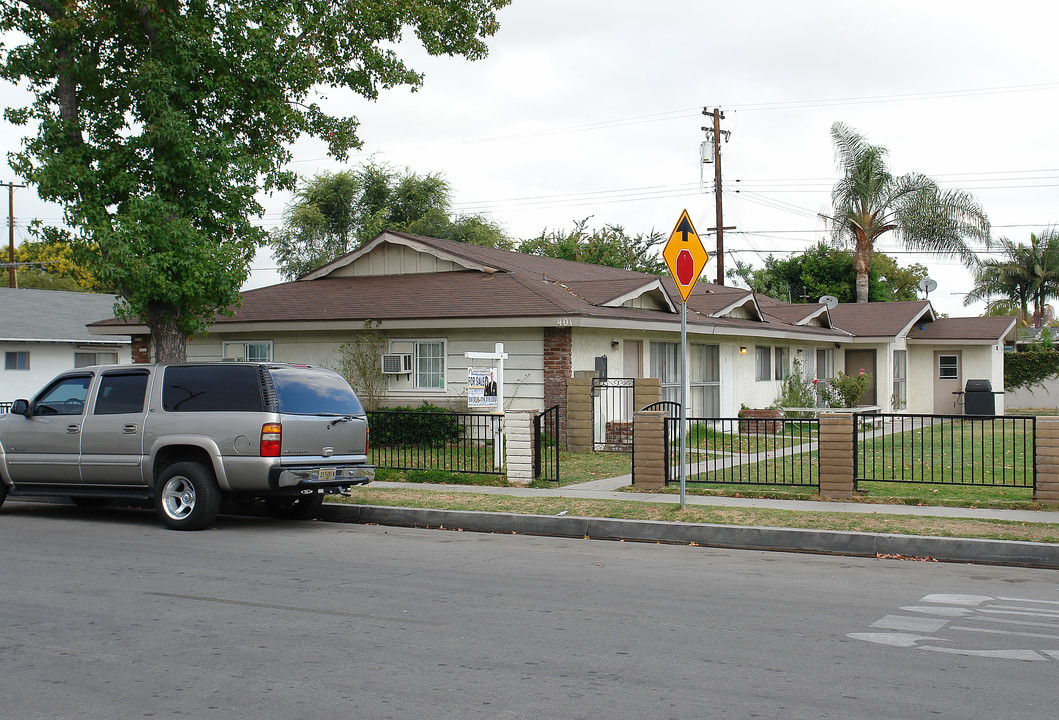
[
  {"xmin": 702, "ymin": 108, "xmax": 732, "ymax": 285},
  {"xmin": 3, "ymin": 181, "xmax": 27, "ymax": 288}
]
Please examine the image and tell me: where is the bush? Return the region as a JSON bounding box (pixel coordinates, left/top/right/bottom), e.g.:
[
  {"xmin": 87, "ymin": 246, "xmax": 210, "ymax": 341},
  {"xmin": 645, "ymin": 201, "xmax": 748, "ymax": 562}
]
[
  {"xmin": 828, "ymin": 369, "xmax": 872, "ymax": 408},
  {"xmin": 368, "ymin": 403, "xmax": 463, "ymax": 446},
  {"xmin": 775, "ymin": 359, "xmax": 816, "ymax": 416},
  {"xmin": 1004, "ymin": 349, "xmax": 1059, "ymax": 390}
]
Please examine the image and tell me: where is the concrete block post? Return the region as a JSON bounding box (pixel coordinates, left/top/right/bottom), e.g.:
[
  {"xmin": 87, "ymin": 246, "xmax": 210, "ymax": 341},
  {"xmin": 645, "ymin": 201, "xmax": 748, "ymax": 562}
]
[
  {"xmin": 633, "ymin": 377, "xmax": 662, "ymax": 412},
  {"xmin": 1034, "ymin": 417, "xmax": 1059, "ymax": 505},
  {"xmin": 632, "ymin": 410, "xmax": 667, "ymax": 490},
  {"xmin": 505, "ymin": 410, "xmax": 536, "ymax": 486},
  {"xmin": 566, "ymin": 374, "xmax": 596, "ymax": 453},
  {"xmin": 818, "ymin": 413, "xmax": 855, "ymax": 499}
]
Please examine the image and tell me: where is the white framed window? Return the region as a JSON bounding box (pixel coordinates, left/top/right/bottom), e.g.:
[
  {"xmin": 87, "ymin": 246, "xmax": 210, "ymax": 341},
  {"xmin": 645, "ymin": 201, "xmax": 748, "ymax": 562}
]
[
  {"xmin": 223, "ymin": 341, "xmax": 273, "ymax": 362},
  {"xmin": 892, "ymin": 350, "xmax": 907, "ymax": 409},
  {"xmin": 649, "ymin": 342, "xmax": 720, "ymax": 416},
  {"xmin": 815, "ymin": 349, "xmax": 835, "ymax": 380},
  {"xmin": 5, "ymin": 351, "xmax": 29, "ymax": 370},
  {"xmin": 415, "ymin": 341, "xmax": 445, "ymax": 389},
  {"xmin": 774, "ymin": 347, "xmax": 790, "ymax": 381},
  {"xmin": 938, "ymin": 354, "xmax": 959, "ymax": 380},
  {"xmin": 74, "ymin": 351, "xmax": 119, "ymax": 368},
  {"xmin": 755, "ymin": 346, "xmax": 771, "ymax": 382}
]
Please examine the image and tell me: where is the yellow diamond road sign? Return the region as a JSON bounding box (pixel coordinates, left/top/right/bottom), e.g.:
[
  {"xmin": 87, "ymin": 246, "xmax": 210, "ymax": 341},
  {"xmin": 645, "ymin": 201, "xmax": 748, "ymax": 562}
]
[{"xmin": 663, "ymin": 209, "xmax": 709, "ymax": 302}]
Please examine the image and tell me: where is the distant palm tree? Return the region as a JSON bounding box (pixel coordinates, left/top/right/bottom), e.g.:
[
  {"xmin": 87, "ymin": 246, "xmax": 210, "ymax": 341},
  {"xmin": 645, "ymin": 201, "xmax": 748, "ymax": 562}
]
[
  {"xmin": 826, "ymin": 122, "xmax": 991, "ymax": 303},
  {"xmin": 966, "ymin": 231, "xmax": 1059, "ymax": 327}
]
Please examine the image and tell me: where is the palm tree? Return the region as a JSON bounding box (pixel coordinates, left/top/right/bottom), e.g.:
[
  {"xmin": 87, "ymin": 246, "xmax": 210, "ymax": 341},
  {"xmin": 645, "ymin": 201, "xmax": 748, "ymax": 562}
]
[
  {"xmin": 966, "ymin": 231, "xmax": 1059, "ymax": 327},
  {"xmin": 826, "ymin": 123, "xmax": 991, "ymax": 303}
]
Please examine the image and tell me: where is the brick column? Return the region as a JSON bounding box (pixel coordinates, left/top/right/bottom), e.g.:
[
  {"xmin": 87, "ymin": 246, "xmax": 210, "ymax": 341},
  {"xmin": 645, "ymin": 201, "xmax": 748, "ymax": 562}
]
[
  {"xmin": 633, "ymin": 377, "xmax": 662, "ymax": 411},
  {"xmin": 544, "ymin": 327, "xmax": 572, "ymax": 447},
  {"xmin": 565, "ymin": 374, "xmax": 595, "ymax": 453},
  {"xmin": 505, "ymin": 410, "xmax": 535, "ymax": 486},
  {"xmin": 131, "ymin": 334, "xmax": 151, "ymax": 364},
  {"xmin": 1034, "ymin": 417, "xmax": 1059, "ymax": 505},
  {"xmin": 818, "ymin": 413, "xmax": 854, "ymax": 499},
  {"xmin": 632, "ymin": 410, "xmax": 667, "ymax": 489}
]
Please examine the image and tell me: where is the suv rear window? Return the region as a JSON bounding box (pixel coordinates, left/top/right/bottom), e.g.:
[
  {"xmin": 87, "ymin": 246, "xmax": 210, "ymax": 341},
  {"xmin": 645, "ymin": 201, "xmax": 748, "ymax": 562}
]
[
  {"xmin": 163, "ymin": 365, "xmax": 264, "ymax": 412},
  {"xmin": 268, "ymin": 366, "xmax": 364, "ymax": 415}
]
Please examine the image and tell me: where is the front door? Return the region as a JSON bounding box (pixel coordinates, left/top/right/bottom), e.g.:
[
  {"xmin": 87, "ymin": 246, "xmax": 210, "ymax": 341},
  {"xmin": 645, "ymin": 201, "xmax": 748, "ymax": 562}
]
[
  {"xmin": 3, "ymin": 373, "xmax": 93, "ymax": 484},
  {"xmin": 933, "ymin": 351, "xmax": 963, "ymax": 414},
  {"xmin": 843, "ymin": 349, "xmax": 877, "ymax": 406},
  {"xmin": 623, "ymin": 341, "xmax": 642, "ymax": 378}
]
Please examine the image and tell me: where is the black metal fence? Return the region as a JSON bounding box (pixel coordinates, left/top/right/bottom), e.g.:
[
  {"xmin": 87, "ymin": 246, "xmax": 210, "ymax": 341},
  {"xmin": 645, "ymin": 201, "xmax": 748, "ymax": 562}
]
[
  {"xmin": 665, "ymin": 416, "xmax": 819, "ymax": 487},
  {"xmin": 534, "ymin": 405, "xmax": 561, "ymax": 482},
  {"xmin": 854, "ymin": 413, "xmax": 1036, "ymax": 488},
  {"xmin": 367, "ymin": 410, "xmax": 505, "ymax": 475},
  {"xmin": 593, "ymin": 377, "xmax": 635, "ymax": 452}
]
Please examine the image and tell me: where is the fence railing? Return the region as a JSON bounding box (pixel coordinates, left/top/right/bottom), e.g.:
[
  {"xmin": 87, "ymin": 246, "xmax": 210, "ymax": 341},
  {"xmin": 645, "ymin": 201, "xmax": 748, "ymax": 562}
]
[
  {"xmin": 854, "ymin": 413, "xmax": 1036, "ymax": 489},
  {"xmin": 534, "ymin": 405, "xmax": 561, "ymax": 482},
  {"xmin": 665, "ymin": 416, "xmax": 819, "ymax": 487},
  {"xmin": 367, "ymin": 410, "xmax": 504, "ymax": 475},
  {"xmin": 0, "ymin": 401, "xmax": 11, "ymax": 415}
]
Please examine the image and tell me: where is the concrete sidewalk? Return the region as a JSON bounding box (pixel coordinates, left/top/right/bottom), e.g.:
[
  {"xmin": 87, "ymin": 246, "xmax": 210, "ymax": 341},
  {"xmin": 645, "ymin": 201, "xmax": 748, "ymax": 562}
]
[{"xmin": 326, "ymin": 475, "xmax": 1059, "ymax": 569}]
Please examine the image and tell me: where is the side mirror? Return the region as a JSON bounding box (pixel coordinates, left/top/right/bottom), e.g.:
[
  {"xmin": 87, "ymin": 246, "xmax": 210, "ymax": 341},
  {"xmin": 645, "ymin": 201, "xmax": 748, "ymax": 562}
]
[{"xmin": 11, "ymin": 399, "xmax": 30, "ymax": 417}]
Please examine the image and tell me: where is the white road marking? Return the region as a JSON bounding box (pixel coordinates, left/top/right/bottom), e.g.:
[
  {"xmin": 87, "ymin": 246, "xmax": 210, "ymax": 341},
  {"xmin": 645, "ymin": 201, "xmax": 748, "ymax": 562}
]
[
  {"xmin": 918, "ymin": 646, "xmax": 1048, "ymax": 661},
  {"xmin": 899, "ymin": 605, "xmax": 973, "ymax": 617},
  {"xmin": 847, "ymin": 632, "xmax": 940, "ymax": 648},
  {"xmin": 997, "ymin": 596, "xmax": 1059, "ymax": 606},
  {"xmin": 920, "ymin": 594, "xmax": 993, "ymax": 606},
  {"xmin": 951, "ymin": 625, "xmax": 1059, "ymax": 641},
  {"xmin": 981, "ymin": 605, "xmax": 1059, "ymax": 618},
  {"xmin": 871, "ymin": 615, "xmax": 950, "ymax": 633}
]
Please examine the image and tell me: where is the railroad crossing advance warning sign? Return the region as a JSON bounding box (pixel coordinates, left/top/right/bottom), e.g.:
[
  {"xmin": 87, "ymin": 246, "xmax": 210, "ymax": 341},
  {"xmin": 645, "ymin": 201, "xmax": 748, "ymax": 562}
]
[{"xmin": 663, "ymin": 209, "xmax": 709, "ymax": 302}]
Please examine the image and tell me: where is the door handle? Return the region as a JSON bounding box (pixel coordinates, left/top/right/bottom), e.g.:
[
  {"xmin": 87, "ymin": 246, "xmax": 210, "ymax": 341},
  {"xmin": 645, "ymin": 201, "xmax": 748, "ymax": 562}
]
[
  {"xmin": 66, "ymin": 424, "xmax": 80, "ymax": 434},
  {"xmin": 123, "ymin": 424, "xmax": 138, "ymax": 434}
]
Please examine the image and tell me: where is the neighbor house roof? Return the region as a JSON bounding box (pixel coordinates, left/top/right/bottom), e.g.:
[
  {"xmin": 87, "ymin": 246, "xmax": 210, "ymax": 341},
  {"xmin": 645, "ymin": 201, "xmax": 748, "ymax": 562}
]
[
  {"xmin": 906, "ymin": 316, "xmax": 1017, "ymax": 344},
  {"xmin": 826, "ymin": 301, "xmax": 934, "ymax": 339},
  {"xmin": 0, "ymin": 287, "xmax": 129, "ymax": 345}
]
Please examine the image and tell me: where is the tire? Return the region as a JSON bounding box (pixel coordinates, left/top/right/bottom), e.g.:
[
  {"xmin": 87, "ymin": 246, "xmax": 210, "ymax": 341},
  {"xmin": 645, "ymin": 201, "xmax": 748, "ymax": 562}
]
[
  {"xmin": 70, "ymin": 497, "xmax": 112, "ymax": 508},
  {"xmin": 154, "ymin": 461, "xmax": 222, "ymax": 531},
  {"xmin": 264, "ymin": 494, "xmax": 324, "ymax": 521}
]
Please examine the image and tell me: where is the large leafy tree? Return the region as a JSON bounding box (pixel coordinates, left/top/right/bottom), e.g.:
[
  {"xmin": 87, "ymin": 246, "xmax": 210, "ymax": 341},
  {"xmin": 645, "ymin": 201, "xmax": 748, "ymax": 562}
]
[
  {"xmin": 518, "ymin": 218, "xmax": 667, "ymax": 275},
  {"xmin": 825, "ymin": 122, "xmax": 991, "ymax": 303},
  {"xmin": 1, "ymin": 0, "xmax": 510, "ymax": 360},
  {"xmin": 727, "ymin": 241, "xmax": 929, "ymax": 303},
  {"xmin": 13, "ymin": 227, "xmax": 110, "ymax": 292},
  {"xmin": 270, "ymin": 163, "xmax": 509, "ymax": 280},
  {"xmin": 965, "ymin": 231, "xmax": 1059, "ymax": 326}
]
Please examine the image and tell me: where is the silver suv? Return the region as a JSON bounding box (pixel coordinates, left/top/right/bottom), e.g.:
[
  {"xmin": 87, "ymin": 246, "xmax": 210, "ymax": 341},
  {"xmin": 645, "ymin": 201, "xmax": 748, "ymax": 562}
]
[{"xmin": 0, "ymin": 363, "xmax": 373, "ymax": 530}]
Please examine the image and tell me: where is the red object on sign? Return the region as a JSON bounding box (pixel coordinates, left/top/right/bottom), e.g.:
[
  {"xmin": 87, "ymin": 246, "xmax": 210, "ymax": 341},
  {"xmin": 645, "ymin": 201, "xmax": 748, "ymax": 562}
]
[{"xmin": 676, "ymin": 249, "xmax": 694, "ymax": 286}]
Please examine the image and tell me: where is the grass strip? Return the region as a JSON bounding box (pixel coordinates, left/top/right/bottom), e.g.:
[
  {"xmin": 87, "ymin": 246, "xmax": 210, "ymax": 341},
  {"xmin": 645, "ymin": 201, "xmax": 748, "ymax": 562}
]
[{"xmin": 330, "ymin": 488, "xmax": 1059, "ymax": 544}]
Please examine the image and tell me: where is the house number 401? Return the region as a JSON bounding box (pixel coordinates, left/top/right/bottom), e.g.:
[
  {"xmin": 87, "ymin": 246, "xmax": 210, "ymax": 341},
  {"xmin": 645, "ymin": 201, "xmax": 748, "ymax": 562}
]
[{"xmin": 556, "ymin": 317, "xmax": 572, "ymax": 326}]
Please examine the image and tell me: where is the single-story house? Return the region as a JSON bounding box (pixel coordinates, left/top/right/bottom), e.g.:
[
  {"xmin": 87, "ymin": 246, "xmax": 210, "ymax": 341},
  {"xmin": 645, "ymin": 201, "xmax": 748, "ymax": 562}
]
[
  {"xmin": 87, "ymin": 231, "xmax": 1015, "ymax": 418},
  {"xmin": 1, "ymin": 287, "xmax": 132, "ymax": 402}
]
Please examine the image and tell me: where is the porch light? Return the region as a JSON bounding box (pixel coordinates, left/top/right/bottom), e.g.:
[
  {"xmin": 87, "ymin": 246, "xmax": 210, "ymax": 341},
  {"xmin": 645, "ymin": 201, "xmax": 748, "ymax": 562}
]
[{"xmin": 739, "ymin": 346, "xmax": 747, "ymax": 354}]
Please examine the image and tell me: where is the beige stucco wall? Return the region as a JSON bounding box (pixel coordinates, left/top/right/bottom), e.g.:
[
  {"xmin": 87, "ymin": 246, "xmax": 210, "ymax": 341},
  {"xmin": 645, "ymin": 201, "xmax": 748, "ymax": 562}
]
[{"xmin": 906, "ymin": 342, "xmax": 1004, "ymax": 415}]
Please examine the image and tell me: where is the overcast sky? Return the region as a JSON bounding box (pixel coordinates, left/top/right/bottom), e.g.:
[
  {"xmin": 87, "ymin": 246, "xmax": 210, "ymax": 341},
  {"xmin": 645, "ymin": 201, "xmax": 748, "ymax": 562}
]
[{"xmin": 4, "ymin": 0, "xmax": 1058, "ymax": 317}]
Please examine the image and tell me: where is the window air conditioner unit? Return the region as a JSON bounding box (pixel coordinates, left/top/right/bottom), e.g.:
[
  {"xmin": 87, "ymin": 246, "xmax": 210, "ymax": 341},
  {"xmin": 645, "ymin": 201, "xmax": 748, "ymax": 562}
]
[{"xmin": 381, "ymin": 353, "xmax": 413, "ymax": 375}]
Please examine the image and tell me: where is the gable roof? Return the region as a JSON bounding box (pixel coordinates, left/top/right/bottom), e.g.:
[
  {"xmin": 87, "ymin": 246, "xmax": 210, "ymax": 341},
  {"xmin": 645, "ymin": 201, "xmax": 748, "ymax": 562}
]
[
  {"xmin": 0, "ymin": 288, "xmax": 129, "ymax": 344},
  {"xmin": 906, "ymin": 316, "xmax": 1017, "ymax": 344},
  {"xmin": 827, "ymin": 301, "xmax": 934, "ymax": 339}
]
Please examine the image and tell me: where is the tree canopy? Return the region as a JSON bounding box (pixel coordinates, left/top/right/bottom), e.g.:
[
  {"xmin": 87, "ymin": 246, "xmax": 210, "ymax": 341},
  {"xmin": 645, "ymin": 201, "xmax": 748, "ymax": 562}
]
[
  {"xmin": 270, "ymin": 163, "xmax": 510, "ymax": 280},
  {"xmin": 1, "ymin": 0, "xmax": 510, "ymax": 360},
  {"xmin": 727, "ymin": 241, "xmax": 930, "ymax": 304},
  {"xmin": 13, "ymin": 227, "xmax": 110, "ymax": 292},
  {"xmin": 965, "ymin": 231, "xmax": 1059, "ymax": 326},
  {"xmin": 518, "ymin": 218, "xmax": 667, "ymax": 275},
  {"xmin": 825, "ymin": 122, "xmax": 990, "ymax": 303}
]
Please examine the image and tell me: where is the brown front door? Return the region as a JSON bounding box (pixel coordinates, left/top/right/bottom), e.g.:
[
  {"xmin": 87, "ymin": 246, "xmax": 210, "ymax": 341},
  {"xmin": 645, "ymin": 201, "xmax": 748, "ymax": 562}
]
[
  {"xmin": 933, "ymin": 351, "xmax": 962, "ymax": 414},
  {"xmin": 843, "ymin": 349, "xmax": 877, "ymax": 406},
  {"xmin": 623, "ymin": 341, "xmax": 642, "ymax": 378}
]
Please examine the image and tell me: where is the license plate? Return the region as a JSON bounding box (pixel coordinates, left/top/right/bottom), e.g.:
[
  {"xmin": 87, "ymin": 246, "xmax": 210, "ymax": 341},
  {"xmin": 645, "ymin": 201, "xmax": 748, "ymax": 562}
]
[{"xmin": 318, "ymin": 468, "xmax": 336, "ymax": 482}]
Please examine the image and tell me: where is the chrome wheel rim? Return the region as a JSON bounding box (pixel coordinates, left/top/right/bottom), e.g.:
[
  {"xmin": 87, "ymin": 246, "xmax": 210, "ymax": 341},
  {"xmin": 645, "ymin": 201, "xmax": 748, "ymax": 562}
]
[{"xmin": 161, "ymin": 476, "xmax": 196, "ymax": 520}]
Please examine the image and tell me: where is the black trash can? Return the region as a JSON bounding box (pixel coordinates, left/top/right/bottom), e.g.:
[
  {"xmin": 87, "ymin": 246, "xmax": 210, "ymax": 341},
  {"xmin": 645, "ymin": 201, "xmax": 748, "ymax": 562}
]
[{"xmin": 963, "ymin": 379, "xmax": 997, "ymax": 416}]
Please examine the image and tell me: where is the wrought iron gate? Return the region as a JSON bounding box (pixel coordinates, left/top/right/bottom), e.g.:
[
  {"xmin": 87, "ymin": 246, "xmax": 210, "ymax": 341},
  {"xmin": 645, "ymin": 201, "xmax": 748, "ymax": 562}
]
[
  {"xmin": 593, "ymin": 377, "xmax": 635, "ymax": 452},
  {"xmin": 534, "ymin": 405, "xmax": 560, "ymax": 482}
]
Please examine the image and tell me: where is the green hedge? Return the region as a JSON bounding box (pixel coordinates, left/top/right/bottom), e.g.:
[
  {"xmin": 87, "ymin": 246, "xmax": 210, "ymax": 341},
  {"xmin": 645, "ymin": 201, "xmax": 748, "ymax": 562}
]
[
  {"xmin": 368, "ymin": 403, "xmax": 464, "ymax": 446},
  {"xmin": 1004, "ymin": 350, "xmax": 1059, "ymax": 390}
]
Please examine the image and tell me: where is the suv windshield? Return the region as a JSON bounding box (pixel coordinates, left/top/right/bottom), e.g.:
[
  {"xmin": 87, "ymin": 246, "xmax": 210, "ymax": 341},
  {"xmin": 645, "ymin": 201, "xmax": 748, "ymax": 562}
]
[{"xmin": 269, "ymin": 366, "xmax": 364, "ymax": 416}]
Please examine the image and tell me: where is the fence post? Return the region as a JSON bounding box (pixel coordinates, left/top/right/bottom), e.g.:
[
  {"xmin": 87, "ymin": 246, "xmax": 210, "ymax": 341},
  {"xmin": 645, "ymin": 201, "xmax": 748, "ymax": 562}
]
[
  {"xmin": 1034, "ymin": 417, "xmax": 1059, "ymax": 505},
  {"xmin": 566, "ymin": 373, "xmax": 596, "ymax": 452},
  {"xmin": 632, "ymin": 410, "xmax": 667, "ymax": 489},
  {"xmin": 818, "ymin": 413, "xmax": 855, "ymax": 499},
  {"xmin": 505, "ymin": 410, "xmax": 535, "ymax": 486},
  {"xmin": 633, "ymin": 377, "xmax": 662, "ymax": 411}
]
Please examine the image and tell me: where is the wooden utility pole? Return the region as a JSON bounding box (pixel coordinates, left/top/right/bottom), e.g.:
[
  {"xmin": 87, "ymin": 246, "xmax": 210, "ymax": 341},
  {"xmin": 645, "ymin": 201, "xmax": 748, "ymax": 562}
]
[
  {"xmin": 702, "ymin": 108, "xmax": 732, "ymax": 285},
  {"xmin": 3, "ymin": 181, "xmax": 26, "ymax": 288}
]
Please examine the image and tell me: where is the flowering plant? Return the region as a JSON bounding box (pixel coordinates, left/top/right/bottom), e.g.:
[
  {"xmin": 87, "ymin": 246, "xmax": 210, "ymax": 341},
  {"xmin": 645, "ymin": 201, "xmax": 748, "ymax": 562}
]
[{"xmin": 827, "ymin": 369, "xmax": 873, "ymax": 408}]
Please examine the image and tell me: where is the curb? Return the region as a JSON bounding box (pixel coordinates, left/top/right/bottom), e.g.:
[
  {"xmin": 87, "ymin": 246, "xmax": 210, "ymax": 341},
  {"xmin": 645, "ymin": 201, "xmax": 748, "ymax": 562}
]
[{"xmin": 319, "ymin": 503, "xmax": 1059, "ymax": 569}]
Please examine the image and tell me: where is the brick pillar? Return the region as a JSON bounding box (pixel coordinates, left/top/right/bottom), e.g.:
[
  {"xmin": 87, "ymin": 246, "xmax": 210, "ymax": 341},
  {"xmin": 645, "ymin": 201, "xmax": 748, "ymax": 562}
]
[
  {"xmin": 818, "ymin": 413, "xmax": 854, "ymax": 499},
  {"xmin": 1034, "ymin": 417, "xmax": 1059, "ymax": 505},
  {"xmin": 566, "ymin": 374, "xmax": 595, "ymax": 453},
  {"xmin": 505, "ymin": 410, "xmax": 535, "ymax": 486},
  {"xmin": 544, "ymin": 327, "xmax": 572, "ymax": 447},
  {"xmin": 633, "ymin": 377, "xmax": 662, "ymax": 411},
  {"xmin": 632, "ymin": 410, "xmax": 667, "ymax": 489},
  {"xmin": 130, "ymin": 334, "xmax": 151, "ymax": 364}
]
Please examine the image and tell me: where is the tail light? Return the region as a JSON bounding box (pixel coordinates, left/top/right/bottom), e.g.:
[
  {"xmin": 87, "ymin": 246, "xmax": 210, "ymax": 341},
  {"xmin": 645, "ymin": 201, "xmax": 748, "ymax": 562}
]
[
  {"xmin": 260, "ymin": 423, "xmax": 282, "ymax": 457},
  {"xmin": 365, "ymin": 424, "xmax": 370, "ymax": 456}
]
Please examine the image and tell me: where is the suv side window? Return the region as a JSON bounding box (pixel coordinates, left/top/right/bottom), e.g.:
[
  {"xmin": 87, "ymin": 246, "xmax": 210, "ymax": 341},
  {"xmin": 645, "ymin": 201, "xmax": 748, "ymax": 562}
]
[
  {"xmin": 162, "ymin": 365, "xmax": 264, "ymax": 412},
  {"xmin": 34, "ymin": 374, "xmax": 92, "ymax": 416},
  {"xmin": 94, "ymin": 372, "xmax": 150, "ymax": 415}
]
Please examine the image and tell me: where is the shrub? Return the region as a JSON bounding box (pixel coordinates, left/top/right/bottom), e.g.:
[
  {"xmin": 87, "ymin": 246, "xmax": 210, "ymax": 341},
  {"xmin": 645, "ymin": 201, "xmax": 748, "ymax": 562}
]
[
  {"xmin": 828, "ymin": 369, "xmax": 872, "ymax": 408},
  {"xmin": 775, "ymin": 358, "xmax": 816, "ymax": 417},
  {"xmin": 368, "ymin": 403, "xmax": 463, "ymax": 446}
]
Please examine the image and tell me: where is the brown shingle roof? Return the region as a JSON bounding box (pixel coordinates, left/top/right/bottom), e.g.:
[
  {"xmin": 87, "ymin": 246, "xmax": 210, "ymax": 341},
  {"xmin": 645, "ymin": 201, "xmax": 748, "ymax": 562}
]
[
  {"xmin": 827, "ymin": 301, "xmax": 933, "ymax": 337},
  {"xmin": 907, "ymin": 316, "xmax": 1017, "ymax": 342}
]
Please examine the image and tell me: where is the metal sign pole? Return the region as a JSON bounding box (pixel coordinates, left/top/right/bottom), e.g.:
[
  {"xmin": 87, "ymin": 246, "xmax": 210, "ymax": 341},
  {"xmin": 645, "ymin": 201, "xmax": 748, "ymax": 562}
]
[{"xmin": 680, "ymin": 300, "xmax": 687, "ymax": 508}]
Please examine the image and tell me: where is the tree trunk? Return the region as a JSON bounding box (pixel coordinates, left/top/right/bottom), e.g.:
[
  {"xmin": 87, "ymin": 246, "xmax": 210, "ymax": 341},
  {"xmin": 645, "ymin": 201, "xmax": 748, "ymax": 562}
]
[
  {"xmin": 853, "ymin": 231, "xmax": 872, "ymax": 303},
  {"xmin": 144, "ymin": 304, "xmax": 187, "ymax": 362}
]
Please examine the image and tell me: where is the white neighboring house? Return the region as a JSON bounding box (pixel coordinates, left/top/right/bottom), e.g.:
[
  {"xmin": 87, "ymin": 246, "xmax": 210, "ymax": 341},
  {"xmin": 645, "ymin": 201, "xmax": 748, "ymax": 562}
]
[{"xmin": 0, "ymin": 288, "xmax": 132, "ymax": 403}]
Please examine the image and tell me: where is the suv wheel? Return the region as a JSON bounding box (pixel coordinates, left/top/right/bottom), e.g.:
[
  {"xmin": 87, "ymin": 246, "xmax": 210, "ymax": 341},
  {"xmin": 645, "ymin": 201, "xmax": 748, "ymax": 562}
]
[
  {"xmin": 155, "ymin": 461, "xmax": 221, "ymax": 531},
  {"xmin": 265, "ymin": 494, "xmax": 324, "ymax": 520}
]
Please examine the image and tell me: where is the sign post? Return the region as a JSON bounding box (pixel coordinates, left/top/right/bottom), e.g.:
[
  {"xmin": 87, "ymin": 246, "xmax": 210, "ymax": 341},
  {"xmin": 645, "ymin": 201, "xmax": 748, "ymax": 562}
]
[
  {"xmin": 465, "ymin": 343, "xmax": 509, "ymax": 468},
  {"xmin": 663, "ymin": 210, "xmax": 709, "ymax": 508}
]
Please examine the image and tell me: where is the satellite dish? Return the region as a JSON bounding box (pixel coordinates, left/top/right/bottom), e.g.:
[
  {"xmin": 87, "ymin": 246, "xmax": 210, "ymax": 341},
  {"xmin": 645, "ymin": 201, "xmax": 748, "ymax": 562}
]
[
  {"xmin": 918, "ymin": 277, "xmax": 938, "ymax": 295},
  {"xmin": 818, "ymin": 295, "xmax": 839, "ymax": 310}
]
